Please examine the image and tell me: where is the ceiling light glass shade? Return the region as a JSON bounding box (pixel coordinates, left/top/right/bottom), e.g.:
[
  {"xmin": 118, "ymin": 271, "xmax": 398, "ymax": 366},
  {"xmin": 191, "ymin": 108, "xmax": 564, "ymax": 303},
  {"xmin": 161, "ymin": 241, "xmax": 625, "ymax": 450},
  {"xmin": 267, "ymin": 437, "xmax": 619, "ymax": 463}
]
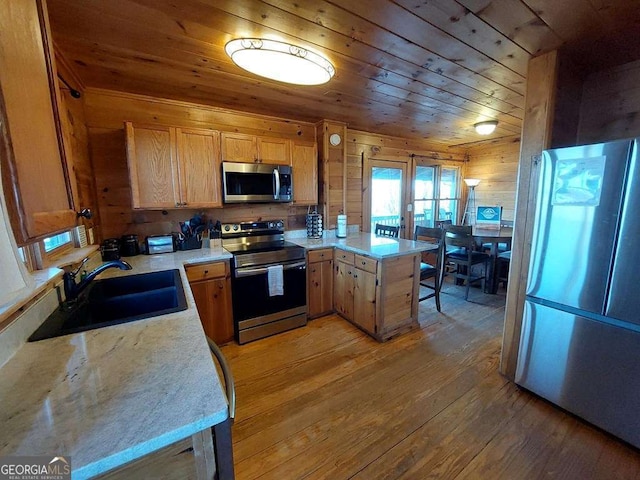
[
  {"xmin": 464, "ymin": 178, "xmax": 481, "ymax": 187},
  {"xmin": 474, "ymin": 120, "xmax": 498, "ymax": 135},
  {"xmin": 225, "ymin": 38, "xmax": 335, "ymax": 86}
]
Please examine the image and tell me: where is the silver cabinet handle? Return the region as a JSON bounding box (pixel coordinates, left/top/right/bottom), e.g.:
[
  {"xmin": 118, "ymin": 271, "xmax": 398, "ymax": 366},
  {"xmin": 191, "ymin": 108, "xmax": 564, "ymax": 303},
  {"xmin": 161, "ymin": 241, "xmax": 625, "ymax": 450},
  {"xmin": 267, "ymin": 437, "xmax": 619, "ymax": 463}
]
[{"xmin": 206, "ymin": 336, "xmax": 235, "ymax": 421}]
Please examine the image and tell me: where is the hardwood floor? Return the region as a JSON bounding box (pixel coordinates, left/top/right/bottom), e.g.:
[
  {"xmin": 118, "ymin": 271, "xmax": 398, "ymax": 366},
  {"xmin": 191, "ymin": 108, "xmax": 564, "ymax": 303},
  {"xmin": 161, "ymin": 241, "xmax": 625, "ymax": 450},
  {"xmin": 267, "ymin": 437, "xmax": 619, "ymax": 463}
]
[{"xmin": 101, "ymin": 282, "xmax": 640, "ymax": 479}]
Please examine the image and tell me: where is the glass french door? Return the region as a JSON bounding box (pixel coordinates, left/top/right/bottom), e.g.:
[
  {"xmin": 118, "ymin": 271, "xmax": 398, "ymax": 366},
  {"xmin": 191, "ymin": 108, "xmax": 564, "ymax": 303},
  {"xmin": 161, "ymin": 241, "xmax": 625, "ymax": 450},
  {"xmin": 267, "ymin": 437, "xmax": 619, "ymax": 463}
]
[
  {"xmin": 365, "ymin": 160, "xmax": 408, "ymax": 237},
  {"xmin": 413, "ymin": 164, "xmax": 461, "ymax": 227}
]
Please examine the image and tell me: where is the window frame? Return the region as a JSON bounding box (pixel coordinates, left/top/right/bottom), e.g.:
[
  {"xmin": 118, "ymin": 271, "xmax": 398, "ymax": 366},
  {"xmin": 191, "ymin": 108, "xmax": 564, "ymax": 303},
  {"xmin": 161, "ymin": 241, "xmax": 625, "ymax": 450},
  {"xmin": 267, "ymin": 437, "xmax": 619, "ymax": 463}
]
[
  {"xmin": 34, "ymin": 230, "xmax": 74, "ymax": 269},
  {"xmin": 412, "ymin": 161, "xmax": 462, "ymax": 229}
]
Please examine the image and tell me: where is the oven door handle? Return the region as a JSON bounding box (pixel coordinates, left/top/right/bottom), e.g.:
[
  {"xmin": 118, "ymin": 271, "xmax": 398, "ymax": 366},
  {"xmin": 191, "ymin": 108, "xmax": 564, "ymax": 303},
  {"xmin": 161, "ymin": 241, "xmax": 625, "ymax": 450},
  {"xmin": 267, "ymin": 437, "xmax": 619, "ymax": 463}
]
[
  {"xmin": 273, "ymin": 168, "xmax": 280, "ymax": 200},
  {"xmin": 235, "ymin": 260, "xmax": 306, "ymax": 278}
]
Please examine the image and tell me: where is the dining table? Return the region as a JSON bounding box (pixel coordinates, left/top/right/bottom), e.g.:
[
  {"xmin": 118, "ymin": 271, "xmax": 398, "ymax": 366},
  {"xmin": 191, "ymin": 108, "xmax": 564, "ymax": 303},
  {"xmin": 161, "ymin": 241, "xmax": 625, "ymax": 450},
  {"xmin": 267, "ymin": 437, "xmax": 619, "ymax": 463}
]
[{"xmin": 472, "ymin": 226, "xmax": 513, "ymax": 294}]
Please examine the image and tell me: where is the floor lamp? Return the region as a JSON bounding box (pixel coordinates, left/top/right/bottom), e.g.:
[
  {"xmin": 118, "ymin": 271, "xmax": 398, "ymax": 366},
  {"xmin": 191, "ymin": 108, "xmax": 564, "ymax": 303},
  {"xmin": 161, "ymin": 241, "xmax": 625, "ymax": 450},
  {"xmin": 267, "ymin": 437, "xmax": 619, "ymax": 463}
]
[{"xmin": 462, "ymin": 178, "xmax": 481, "ymax": 225}]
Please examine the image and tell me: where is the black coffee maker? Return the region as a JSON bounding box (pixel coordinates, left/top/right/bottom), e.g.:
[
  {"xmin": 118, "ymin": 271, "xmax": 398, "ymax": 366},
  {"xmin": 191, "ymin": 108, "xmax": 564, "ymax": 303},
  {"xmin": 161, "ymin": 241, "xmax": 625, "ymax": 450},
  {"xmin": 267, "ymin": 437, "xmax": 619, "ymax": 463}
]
[
  {"xmin": 100, "ymin": 238, "xmax": 121, "ymax": 261},
  {"xmin": 120, "ymin": 234, "xmax": 140, "ymax": 256}
]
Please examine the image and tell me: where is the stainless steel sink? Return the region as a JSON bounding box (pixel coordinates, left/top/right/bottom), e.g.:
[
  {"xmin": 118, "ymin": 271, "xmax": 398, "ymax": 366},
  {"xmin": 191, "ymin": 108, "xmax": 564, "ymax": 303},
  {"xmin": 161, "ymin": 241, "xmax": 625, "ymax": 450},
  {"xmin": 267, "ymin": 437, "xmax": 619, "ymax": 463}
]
[{"xmin": 29, "ymin": 269, "xmax": 188, "ymax": 341}]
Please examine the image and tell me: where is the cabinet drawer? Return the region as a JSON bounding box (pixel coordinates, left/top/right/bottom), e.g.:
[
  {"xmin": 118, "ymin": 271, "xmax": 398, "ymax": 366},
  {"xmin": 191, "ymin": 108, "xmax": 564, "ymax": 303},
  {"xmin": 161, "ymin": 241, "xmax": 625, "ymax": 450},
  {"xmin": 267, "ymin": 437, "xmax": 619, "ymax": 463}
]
[
  {"xmin": 334, "ymin": 249, "xmax": 355, "ymax": 264},
  {"xmin": 308, "ymin": 248, "xmax": 333, "ymax": 263},
  {"xmin": 354, "ymin": 254, "xmax": 377, "ymax": 274},
  {"xmin": 185, "ymin": 262, "xmax": 228, "ymax": 282}
]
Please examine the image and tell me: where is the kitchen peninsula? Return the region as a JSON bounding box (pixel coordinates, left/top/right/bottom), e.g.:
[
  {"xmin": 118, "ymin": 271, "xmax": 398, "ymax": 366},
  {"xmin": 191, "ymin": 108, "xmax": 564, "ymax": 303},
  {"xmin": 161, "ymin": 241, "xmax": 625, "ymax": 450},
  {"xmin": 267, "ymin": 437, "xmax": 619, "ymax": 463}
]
[{"xmin": 292, "ymin": 232, "xmax": 436, "ymax": 341}]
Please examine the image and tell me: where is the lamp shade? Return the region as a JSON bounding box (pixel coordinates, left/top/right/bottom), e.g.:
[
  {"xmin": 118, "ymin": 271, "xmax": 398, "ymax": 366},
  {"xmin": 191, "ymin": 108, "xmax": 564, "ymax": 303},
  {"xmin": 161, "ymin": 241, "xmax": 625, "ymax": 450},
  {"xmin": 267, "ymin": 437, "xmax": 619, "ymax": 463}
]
[
  {"xmin": 225, "ymin": 38, "xmax": 335, "ymax": 86},
  {"xmin": 464, "ymin": 178, "xmax": 481, "ymax": 188},
  {"xmin": 474, "ymin": 120, "xmax": 498, "ymax": 135}
]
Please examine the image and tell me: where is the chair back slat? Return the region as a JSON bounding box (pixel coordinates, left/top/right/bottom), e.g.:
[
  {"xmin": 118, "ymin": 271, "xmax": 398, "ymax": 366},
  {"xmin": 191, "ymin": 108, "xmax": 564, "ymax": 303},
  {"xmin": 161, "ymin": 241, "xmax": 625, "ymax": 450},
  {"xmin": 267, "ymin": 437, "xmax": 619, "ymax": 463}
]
[
  {"xmin": 444, "ymin": 225, "xmax": 474, "ymax": 249},
  {"xmin": 375, "ymin": 223, "xmax": 400, "ymax": 238}
]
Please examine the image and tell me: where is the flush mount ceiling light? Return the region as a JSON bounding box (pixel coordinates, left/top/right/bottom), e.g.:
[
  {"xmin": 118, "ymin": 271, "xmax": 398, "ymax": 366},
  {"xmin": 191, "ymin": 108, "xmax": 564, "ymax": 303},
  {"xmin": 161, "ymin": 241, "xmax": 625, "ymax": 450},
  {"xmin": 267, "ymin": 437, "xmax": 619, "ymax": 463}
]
[
  {"xmin": 225, "ymin": 38, "xmax": 335, "ymax": 86},
  {"xmin": 474, "ymin": 120, "xmax": 498, "ymax": 135}
]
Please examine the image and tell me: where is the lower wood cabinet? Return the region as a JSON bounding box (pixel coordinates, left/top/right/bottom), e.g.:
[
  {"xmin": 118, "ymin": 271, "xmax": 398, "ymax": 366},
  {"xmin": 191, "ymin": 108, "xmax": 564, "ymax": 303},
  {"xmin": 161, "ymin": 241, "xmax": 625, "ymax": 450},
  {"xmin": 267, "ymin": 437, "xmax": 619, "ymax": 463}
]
[
  {"xmin": 185, "ymin": 261, "xmax": 234, "ymax": 345},
  {"xmin": 333, "ymin": 248, "xmax": 421, "ymax": 341},
  {"xmin": 307, "ymin": 248, "xmax": 333, "ymax": 319},
  {"xmin": 334, "ymin": 251, "xmax": 378, "ymax": 335}
]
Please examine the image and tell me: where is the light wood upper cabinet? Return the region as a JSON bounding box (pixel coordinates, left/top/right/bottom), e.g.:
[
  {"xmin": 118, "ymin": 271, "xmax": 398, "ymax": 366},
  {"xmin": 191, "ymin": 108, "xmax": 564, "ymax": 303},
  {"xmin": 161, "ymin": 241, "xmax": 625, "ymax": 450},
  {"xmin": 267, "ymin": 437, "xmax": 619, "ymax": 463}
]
[
  {"xmin": 292, "ymin": 141, "xmax": 318, "ymax": 205},
  {"xmin": 221, "ymin": 132, "xmax": 257, "ymax": 163},
  {"xmin": 125, "ymin": 122, "xmax": 222, "ymax": 209},
  {"xmin": 0, "ymin": 0, "xmax": 75, "ymax": 244},
  {"xmin": 257, "ymin": 137, "xmax": 290, "ymax": 165},
  {"xmin": 126, "ymin": 123, "xmax": 178, "ymax": 209},
  {"xmin": 222, "ymin": 132, "xmax": 291, "ymax": 165},
  {"xmin": 177, "ymin": 128, "xmax": 222, "ymax": 208}
]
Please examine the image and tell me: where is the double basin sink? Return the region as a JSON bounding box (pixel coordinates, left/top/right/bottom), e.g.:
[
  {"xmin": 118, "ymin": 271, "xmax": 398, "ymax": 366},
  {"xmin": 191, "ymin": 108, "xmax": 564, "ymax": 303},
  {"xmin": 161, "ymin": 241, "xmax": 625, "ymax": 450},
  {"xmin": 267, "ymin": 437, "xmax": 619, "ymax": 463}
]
[{"xmin": 29, "ymin": 269, "xmax": 188, "ymax": 342}]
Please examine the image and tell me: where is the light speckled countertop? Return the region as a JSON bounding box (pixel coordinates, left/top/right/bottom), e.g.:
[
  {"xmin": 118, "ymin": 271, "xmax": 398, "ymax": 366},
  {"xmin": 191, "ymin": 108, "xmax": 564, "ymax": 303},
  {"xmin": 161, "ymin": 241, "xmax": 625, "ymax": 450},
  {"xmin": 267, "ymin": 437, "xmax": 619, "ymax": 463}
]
[
  {"xmin": 290, "ymin": 232, "xmax": 436, "ymax": 259},
  {"xmin": 0, "ymin": 247, "xmax": 232, "ymax": 479},
  {"xmin": 0, "ymin": 237, "xmax": 428, "ymax": 478}
]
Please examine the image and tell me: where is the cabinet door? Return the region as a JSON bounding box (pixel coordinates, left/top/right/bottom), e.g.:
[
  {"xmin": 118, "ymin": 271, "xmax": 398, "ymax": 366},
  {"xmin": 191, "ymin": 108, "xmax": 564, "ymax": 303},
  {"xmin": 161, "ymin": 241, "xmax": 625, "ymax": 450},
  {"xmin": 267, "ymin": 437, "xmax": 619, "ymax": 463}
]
[
  {"xmin": 176, "ymin": 128, "xmax": 222, "ymax": 208},
  {"xmin": 292, "ymin": 142, "xmax": 318, "ymax": 205},
  {"xmin": 221, "ymin": 132, "xmax": 257, "ymax": 163},
  {"xmin": 353, "ymin": 267, "xmax": 377, "ymax": 334},
  {"xmin": 189, "ymin": 264, "xmax": 234, "ymax": 345},
  {"xmin": 308, "ymin": 258, "xmax": 334, "ymax": 319},
  {"xmin": 334, "ymin": 260, "xmax": 354, "ymax": 320},
  {"xmin": 258, "ymin": 137, "xmax": 290, "ymax": 165},
  {"xmin": 0, "ymin": 0, "xmax": 75, "ymax": 243},
  {"xmin": 125, "ymin": 123, "xmax": 179, "ymax": 209}
]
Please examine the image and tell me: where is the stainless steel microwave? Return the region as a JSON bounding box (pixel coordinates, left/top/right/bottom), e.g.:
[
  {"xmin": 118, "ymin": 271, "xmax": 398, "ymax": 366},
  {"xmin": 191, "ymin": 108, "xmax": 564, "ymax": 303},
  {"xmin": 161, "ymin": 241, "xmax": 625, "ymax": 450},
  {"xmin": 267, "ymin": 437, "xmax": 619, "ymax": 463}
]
[{"xmin": 222, "ymin": 162, "xmax": 293, "ymax": 203}]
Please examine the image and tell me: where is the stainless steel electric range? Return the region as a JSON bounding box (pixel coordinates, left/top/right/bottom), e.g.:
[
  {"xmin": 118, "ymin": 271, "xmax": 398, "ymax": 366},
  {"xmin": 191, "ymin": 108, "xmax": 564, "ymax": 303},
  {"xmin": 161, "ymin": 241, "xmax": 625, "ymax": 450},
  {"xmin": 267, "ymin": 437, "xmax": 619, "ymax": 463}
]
[{"xmin": 221, "ymin": 220, "xmax": 307, "ymax": 344}]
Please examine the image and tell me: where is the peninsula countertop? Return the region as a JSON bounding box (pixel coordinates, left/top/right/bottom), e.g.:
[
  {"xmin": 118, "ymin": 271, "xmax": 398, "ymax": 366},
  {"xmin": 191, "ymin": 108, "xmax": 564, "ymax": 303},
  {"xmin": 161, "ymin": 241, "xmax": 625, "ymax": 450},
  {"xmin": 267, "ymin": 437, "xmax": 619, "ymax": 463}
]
[
  {"xmin": 290, "ymin": 232, "xmax": 436, "ymax": 259},
  {"xmin": 0, "ymin": 247, "xmax": 232, "ymax": 479}
]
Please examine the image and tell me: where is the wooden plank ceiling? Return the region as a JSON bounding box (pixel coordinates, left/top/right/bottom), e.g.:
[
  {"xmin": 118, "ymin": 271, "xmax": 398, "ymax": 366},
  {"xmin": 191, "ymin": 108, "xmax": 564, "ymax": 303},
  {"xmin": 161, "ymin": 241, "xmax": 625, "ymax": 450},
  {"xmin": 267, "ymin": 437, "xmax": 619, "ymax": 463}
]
[{"xmin": 48, "ymin": 0, "xmax": 640, "ymax": 146}]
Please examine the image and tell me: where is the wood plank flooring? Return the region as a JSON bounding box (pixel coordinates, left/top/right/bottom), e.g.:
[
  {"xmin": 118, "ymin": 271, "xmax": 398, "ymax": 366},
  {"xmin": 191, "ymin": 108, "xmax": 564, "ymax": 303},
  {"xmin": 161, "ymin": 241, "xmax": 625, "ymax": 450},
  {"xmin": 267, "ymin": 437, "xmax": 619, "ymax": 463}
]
[{"xmin": 100, "ymin": 282, "xmax": 640, "ymax": 479}]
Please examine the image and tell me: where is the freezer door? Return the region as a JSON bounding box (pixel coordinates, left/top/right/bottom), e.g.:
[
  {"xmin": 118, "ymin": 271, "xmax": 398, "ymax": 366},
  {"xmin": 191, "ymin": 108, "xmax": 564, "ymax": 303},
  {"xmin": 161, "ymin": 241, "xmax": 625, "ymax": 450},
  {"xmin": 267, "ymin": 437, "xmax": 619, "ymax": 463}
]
[
  {"xmin": 606, "ymin": 140, "xmax": 640, "ymax": 325},
  {"xmin": 527, "ymin": 140, "xmax": 632, "ymax": 314},
  {"xmin": 516, "ymin": 300, "xmax": 640, "ymax": 448}
]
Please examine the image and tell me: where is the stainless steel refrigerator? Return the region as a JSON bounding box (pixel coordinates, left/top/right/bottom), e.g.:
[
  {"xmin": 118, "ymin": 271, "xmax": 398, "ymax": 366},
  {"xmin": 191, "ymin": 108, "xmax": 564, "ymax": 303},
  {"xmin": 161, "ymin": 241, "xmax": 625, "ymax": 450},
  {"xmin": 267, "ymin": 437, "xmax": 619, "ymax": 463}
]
[{"xmin": 516, "ymin": 138, "xmax": 640, "ymax": 448}]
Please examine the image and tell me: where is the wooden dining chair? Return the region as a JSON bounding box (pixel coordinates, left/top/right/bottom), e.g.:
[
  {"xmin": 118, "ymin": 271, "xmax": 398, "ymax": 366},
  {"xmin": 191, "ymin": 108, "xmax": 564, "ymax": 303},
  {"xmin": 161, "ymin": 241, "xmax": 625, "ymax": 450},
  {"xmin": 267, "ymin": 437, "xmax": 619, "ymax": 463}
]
[
  {"xmin": 375, "ymin": 223, "xmax": 399, "ymax": 238},
  {"xmin": 435, "ymin": 219, "xmax": 452, "ymax": 229},
  {"xmin": 414, "ymin": 226, "xmax": 444, "ymax": 311},
  {"xmin": 444, "ymin": 225, "xmax": 490, "ymax": 300}
]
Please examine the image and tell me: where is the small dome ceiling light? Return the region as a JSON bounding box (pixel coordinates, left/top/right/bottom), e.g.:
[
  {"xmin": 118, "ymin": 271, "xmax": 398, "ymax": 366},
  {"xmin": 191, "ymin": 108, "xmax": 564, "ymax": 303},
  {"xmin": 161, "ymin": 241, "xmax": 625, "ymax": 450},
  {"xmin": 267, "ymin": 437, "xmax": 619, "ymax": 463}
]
[
  {"xmin": 474, "ymin": 120, "xmax": 498, "ymax": 135},
  {"xmin": 225, "ymin": 38, "xmax": 335, "ymax": 86}
]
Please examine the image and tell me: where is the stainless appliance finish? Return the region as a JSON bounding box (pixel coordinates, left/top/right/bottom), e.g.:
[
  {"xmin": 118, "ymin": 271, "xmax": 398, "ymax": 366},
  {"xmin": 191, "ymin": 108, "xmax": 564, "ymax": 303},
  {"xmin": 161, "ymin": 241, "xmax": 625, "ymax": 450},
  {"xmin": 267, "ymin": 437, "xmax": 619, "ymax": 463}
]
[
  {"xmin": 517, "ymin": 138, "xmax": 640, "ymax": 448},
  {"xmin": 222, "ymin": 220, "xmax": 307, "ymax": 344},
  {"xmin": 222, "ymin": 162, "xmax": 293, "ymax": 203}
]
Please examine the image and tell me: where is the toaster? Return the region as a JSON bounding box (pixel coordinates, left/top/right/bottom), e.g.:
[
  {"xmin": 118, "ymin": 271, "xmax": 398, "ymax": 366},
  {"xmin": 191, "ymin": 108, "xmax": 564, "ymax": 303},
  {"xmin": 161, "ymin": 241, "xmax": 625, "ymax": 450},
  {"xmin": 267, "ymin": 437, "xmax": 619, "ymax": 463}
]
[{"xmin": 145, "ymin": 234, "xmax": 176, "ymax": 255}]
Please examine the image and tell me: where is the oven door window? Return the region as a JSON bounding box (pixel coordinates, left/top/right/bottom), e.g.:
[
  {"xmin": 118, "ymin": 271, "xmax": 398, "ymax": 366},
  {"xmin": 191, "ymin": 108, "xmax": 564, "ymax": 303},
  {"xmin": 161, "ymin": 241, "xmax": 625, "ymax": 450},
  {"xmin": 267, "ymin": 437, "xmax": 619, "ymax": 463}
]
[{"xmin": 231, "ymin": 263, "xmax": 306, "ymax": 321}]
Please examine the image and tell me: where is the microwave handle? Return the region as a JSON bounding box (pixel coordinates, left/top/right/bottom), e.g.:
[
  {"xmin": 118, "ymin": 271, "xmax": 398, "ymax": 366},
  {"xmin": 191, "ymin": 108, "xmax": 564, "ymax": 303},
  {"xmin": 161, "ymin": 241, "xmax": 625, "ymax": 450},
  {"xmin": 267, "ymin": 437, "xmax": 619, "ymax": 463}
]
[{"xmin": 273, "ymin": 168, "xmax": 280, "ymax": 200}]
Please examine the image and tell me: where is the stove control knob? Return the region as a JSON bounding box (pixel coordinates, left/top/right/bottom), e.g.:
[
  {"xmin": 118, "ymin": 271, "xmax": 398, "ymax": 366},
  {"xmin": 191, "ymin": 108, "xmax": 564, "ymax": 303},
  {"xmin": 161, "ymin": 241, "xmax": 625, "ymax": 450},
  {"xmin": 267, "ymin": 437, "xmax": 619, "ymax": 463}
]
[
  {"xmin": 223, "ymin": 225, "xmax": 230, "ymax": 232},
  {"xmin": 268, "ymin": 221, "xmax": 275, "ymax": 229},
  {"xmin": 232, "ymin": 224, "xmax": 239, "ymax": 231},
  {"xmin": 276, "ymin": 220, "xmax": 284, "ymax": 229}
]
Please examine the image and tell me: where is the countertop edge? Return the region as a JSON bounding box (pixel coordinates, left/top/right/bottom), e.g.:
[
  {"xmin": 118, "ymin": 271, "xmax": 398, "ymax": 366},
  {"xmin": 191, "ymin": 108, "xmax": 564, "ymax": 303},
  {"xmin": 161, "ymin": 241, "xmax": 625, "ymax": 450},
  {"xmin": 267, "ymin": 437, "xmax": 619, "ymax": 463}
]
[{"xmin": 75, "ymin": 410, "xmax": 229, "ymax": 480}]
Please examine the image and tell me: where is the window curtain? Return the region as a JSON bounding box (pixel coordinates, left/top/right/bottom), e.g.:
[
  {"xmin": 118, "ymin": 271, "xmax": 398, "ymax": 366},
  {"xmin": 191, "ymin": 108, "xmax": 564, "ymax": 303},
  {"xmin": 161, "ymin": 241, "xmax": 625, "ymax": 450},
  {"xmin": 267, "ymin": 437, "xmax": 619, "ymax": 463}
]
[{"xmin": 0, "ymin": 165, "xmax": 34, "ymax": 308}]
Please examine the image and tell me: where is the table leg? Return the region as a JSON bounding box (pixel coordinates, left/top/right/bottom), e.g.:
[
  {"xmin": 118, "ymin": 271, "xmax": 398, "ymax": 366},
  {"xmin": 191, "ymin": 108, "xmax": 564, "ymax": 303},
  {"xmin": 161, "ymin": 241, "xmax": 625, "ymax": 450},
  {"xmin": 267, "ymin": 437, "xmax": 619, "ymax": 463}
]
[
  {"xmin": 486, "ymin": 243, "xmax": 499, "ymax": 294},
  {"xmin": 212, "ymin": 418, "xmax": 235, "ymax": 480},
  {"xmin": 192, "ymin": 428, "xmax": 215, "ymax": 480}
]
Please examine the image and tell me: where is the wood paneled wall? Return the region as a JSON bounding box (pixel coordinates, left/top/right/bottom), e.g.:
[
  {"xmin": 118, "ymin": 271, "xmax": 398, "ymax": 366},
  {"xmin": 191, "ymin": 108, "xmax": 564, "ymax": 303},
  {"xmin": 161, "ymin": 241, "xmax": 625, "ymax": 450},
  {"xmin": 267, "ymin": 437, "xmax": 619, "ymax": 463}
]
[
  {"xmin": 82, "ymin": 89, "xmax": 316, "ymax": 240},
  {"xmin": 578, "ymin": 58, "xmax": 640, "ymax": 143},
  {"xmin": 465, "ymin": 137, "xmax": 521, "ymax": 221}
]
